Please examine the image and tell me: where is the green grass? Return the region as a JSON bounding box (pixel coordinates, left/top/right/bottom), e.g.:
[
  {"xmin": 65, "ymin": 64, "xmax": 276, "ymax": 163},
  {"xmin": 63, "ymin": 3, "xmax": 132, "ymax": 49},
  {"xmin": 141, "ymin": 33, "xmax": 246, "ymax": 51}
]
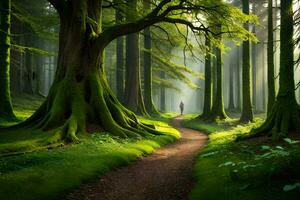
[
  {"xmin": 184, "ymin": 116, "xmax": 300, "ymax": 200},
  {"xmin": 0, "ymin": 95, "xmax": 180, "ymax": 200}
]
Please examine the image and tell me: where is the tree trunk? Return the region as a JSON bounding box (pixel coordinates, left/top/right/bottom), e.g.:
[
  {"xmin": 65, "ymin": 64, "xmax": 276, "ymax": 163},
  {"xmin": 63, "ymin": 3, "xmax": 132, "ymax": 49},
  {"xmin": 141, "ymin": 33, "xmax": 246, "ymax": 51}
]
[
  {"xmin": 198, "ymin": 37, "xmax": 212, "ymax": 119},
  {"xmin": 252, "ymin": 3, "xmax": 257, "ymax": 112},
  {"xmin": 160, "ymin": 71, "xmax": 166, "ymax": 112},
  {"xmin": 0, "ymin": 0, "xmax": 15, "ymax": 120},
  {"xmin": 124, "ymin": 0, "xmax": 147, "ymax": 115},
  {"xmin": 12, "ymin": 0, "xmax": 159, "ymax": 142},
  {"xmin": 143, "ymin": 26, "xmax": 159, "ymax": 116},
  {"xmin": 267, "ymin": 0, "xmax": 276, "ymax": 115},
  {"xmin": 240, "ymin": 0, "xmax": 254, "ymax": 123},
  {"xmin": 249, "ymin": 0, "xmax": 300, "ymax": 139},
  {"xmin": 228, "ymin": 62, "xmax": 235, "ymax": 111},
  {"xmin": 236, "ymin": 46, "xmax": 241, "ymax": 111},
  {"xmin": 206, "ymin": 35, "xmax": 228, "ymax": 121},
  {"xmin": 115, "ymin": 8, "xmax": 125, "ymax": 102}
]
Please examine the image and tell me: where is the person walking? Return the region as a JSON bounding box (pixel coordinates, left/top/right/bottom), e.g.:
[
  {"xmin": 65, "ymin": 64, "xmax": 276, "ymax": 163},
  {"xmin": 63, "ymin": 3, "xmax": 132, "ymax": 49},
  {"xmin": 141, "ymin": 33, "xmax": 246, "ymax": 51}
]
[{"xmin": 179, "ymin": 101, "xmax": 184, "ymax": 115}]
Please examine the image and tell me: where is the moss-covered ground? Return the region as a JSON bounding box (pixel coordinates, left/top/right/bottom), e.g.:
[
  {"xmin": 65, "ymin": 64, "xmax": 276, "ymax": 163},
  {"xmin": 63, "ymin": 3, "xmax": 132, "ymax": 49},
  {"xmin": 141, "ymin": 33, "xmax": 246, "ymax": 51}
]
[
  {"xmin": 183, "ymin": 114, "xmax": 300, "ymax": 200},
  {"xmin": 0, "ymin": 95, "xmax": 180, "ymax": 200}
]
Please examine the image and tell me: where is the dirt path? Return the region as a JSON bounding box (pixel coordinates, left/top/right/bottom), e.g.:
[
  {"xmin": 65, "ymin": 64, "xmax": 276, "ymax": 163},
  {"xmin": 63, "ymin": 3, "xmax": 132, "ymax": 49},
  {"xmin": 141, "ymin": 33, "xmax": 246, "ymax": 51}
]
[{"xmin": 66, "ymin": 116, "xmax": 208, "ymax": 200}]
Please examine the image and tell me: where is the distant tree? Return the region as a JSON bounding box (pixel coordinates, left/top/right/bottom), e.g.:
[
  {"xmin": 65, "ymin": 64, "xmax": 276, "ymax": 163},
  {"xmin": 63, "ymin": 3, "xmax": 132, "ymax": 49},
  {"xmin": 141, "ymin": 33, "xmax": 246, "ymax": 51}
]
[
  {"xmin": 267, "ymin": 0, "xmax": 276, "ymax": 115},
  {"xmin": 0, "ymin": 0, "xmax": 16, "ymax": 120}
]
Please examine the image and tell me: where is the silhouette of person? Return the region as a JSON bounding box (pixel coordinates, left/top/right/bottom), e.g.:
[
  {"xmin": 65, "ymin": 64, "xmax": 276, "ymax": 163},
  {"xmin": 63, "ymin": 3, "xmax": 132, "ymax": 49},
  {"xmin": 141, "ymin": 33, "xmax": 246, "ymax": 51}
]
[{"xmin": 179, "ymin": 101, "xmax": 184, "ymax": 115}]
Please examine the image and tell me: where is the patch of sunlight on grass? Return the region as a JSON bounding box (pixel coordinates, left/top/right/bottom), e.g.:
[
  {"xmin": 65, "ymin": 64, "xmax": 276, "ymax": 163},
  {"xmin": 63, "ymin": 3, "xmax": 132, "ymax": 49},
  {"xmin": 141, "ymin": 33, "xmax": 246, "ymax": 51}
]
[
  {"xmin": 183, "ymin": 116, "xmax": 300, "ymax": 200},
  {"xmin": 0, "ymin": 94, "xmax": 181, "ymax": 200}
]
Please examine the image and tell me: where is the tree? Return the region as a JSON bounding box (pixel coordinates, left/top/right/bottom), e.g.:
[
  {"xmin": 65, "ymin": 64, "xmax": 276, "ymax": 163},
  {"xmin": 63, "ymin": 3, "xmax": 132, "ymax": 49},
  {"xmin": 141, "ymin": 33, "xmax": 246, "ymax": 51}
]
[
  {"xmin": 208, "ymin": 32, "xmax": 228, "ymax": 121},
  {"xmin": 240, "ymin": 0, "xmax": 253, "ymax": 123},
  {"xmin": 250, "ymin": 0, "xmax": 300, "ymax": 139},
  {"xmin": 124, "ymin": 0, "xmax": 147, "ymax": 115},
  {"xmin": 227, "ymin": 61, "xmax": 235, "ymax": 111},
  {"xmin": 4, "ymin": 0, "xmax": 251, "ymax": 142},
  {"xmin": 143, "ymin": 0, "xmax": 160, "ymax": 116},
  {"xmin": 115, "ymin": 1, "xmax": 125, "ymax": 102},
  {"xmin": 267, "ymin": 0, "xmax": 276, "ymax": 115},
  {"xmin": 0, "ymin": 0, "xmax": 16, "ymax": 120},
  {"xmin": 198, "ymin": 36, "xmax": 212, "ymax": 119}
]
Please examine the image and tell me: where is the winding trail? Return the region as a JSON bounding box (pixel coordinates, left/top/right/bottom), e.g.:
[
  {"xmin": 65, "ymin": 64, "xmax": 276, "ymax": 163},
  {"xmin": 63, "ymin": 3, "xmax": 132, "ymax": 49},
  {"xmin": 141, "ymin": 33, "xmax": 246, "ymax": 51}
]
[{"xmin": 66, "ymin": 116, "xmax": 207, "ymax": 200}]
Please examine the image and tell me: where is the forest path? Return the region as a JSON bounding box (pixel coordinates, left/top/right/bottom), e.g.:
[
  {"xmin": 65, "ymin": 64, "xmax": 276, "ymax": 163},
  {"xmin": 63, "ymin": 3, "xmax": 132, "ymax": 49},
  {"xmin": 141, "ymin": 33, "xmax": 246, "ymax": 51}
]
[{"xmin": 66, "ymin": 116, "xmax": 208, "ymax": 200}]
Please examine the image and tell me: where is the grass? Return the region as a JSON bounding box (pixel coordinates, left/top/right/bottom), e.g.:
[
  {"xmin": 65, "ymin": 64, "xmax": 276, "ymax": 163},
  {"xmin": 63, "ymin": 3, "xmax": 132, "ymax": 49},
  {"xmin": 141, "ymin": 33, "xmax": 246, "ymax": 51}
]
[
  {"xmin": 183, "ymin": 115, "xmax": 300, "ymax": 200},
  {"xmin": 0, "ymin": 95, "xmax": 180, "ymax": 200}
]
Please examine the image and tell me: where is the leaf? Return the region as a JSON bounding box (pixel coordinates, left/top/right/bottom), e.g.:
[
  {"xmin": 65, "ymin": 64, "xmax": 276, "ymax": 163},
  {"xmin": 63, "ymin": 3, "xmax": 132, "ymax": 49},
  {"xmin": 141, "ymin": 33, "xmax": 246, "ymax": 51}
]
[
  {"xmin": 276, "ymin": 146, "xmax": 284, "ymax": 150},
  {"xmin": 283, "ymin": 183, "xmax": 300, "ymax": 192},
  {"xmin": 283, "ymin": 138, "xmax": 300, "ymax": 144},
  {"xmin": 218, "ymin": 161, "xmax": 236, "ymax": 167},
  {"xmin": 261, "ymin": 145, "xmax": 271, "ymax": 150}
]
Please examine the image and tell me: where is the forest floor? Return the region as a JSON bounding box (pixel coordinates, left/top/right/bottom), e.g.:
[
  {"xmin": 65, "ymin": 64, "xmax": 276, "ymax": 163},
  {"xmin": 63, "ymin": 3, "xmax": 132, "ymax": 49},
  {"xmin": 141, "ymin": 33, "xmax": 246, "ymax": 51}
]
[
  {"xmin": 183, "ymin": 114, "xmax": 300, "ymax": 200},
  {"xmin": 66, "ymin": 116, "xmax": 208, "ymax": 200},
  {"xmin": 0, "ymin": 95, "xmax": 180, "ymax": 200}
]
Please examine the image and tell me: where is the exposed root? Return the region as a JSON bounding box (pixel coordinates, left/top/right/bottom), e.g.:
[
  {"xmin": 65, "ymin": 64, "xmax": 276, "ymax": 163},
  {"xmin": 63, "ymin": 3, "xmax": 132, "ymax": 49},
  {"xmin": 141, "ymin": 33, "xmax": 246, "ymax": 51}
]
[
  {"xmin": 238, "ymin": 100, "xmax": 300, "ymax": 141},
  {"xmin": 6, "ymin": 71, "xmax": 162, "ymax": 143}
]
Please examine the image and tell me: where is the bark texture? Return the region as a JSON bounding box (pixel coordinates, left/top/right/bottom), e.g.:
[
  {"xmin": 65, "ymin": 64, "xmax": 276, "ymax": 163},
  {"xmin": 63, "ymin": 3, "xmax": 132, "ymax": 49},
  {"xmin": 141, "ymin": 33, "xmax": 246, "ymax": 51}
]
[
  {"xmin": 198, "ymin": 37, "xmax": 212, "ymax": 119},
  {"xmin": 247, "ymin": 0, "xmax": 300, "ymax": 139},
  {"xmin": 240, "ymin": 0, "xmax": 254, "ymax": 123},
  {"xmin": 12, "ymin": 0, "xmax": 160, "ymax": 142},
  {"xmin": 0, "ymin": 0, "xmax": 15, "ymax": 120},
  {"xmin": 267, "ymin": 0, "xmax": 276, "ymax": 115}
]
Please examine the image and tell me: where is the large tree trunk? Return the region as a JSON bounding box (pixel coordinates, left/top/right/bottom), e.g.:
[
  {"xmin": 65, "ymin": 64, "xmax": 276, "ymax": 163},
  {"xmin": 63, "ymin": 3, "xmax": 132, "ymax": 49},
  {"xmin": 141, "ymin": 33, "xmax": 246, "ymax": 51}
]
[
  {"xmin": 267, "ymin": 0, "xmax": 276, "ymax": 115},
  {"xmin": 198, "ymin": 37, "xmax": 212, "ymax": 119},
  {"xmin": 0, "ymin": 0, "xmax": 15, "ymax": 120},
  {"xmin": 143, "ymin": 26, "xmax": 159, "ymax": 116},
  {"xmin": 13, "ymin": 0, "xmax": 159, "ymax": 142},
  {"xmin": 124, "ymin": 0, "xmax": 147, "ymax": 115},
  {"xmin": 240, "ymin": 0, "xmax": 254, "ymax": 123},
  {"xmin": 249, "ymin": 0, "xmax": 300, "ymax": 139}
]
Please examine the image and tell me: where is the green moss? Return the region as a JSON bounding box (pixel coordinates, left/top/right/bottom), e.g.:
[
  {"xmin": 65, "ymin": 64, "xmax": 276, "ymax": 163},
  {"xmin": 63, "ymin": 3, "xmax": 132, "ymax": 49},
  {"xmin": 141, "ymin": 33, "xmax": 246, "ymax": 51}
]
[
  {"xmin": 185, "ymin": 116, "xmax": 300, "ymax": 200},
  {"xmin": 0, "ymin": 95, "xmax": 180, "ymax": 200}
]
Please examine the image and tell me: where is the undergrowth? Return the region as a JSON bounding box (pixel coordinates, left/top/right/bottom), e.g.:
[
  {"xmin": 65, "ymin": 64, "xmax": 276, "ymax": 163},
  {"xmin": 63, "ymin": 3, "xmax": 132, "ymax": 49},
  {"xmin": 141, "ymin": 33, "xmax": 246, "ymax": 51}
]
[
  {"xmin": 0, "ymin": 94, "xmax": 180, "ymax": 200},
  {"xmin": 184, "ymin": 116, "xmax": 300, "ymax": 200}
]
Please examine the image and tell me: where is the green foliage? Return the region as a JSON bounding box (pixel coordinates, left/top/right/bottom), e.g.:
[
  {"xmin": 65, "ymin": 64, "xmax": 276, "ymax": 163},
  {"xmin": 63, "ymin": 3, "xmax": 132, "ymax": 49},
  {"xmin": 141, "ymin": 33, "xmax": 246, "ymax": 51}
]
[
  {"xmin": 0, "ymin": 95, "xmax": 180, "ymax": 200},
  {"xmin": 183, "ymin": 115, "xmax": 300, "ymax": 200}
]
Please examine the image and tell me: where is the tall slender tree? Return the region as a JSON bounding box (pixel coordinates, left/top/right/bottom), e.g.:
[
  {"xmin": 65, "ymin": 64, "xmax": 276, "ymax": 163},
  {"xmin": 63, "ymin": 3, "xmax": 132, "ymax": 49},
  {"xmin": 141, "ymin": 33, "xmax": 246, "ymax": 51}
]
[
  {"xmin": 143, "ymin": 0, "xmax": 159, "ymax": 116},
  {"xmin": 251, "ymin": 0, "xmax": 300, "ymax": 139},
  {"xmin": 198, "ymin": 36, "xmax": 212, "ymax": 119},
  {"xmin": 240, "ymin": 0, "xmax": 254, "ymax": 123},
  {"xmin": 0, "ymin": 0, "xmax": 16, "ymax": 120},
  {"xmin": 124, "ymin": 0, "xmax": 147, "ymax": 115},
  {"xmin": 267, "ymin": 0, "xmax": 276, "ymax": 115}
]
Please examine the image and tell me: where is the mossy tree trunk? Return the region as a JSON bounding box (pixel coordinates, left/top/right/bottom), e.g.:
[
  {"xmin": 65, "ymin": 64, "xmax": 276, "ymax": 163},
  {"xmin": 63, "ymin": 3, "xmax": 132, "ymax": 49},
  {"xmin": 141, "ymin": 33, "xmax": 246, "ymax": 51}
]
[
  {"xmin": 198, "ymin": 36, "xmax": 212, "ymax": 119},
  {"xmin": 240, "ymin": 0, "xmax": 254, "ymax": 123},
  {"xmin": 267, "ymin": 0, "xmax": 276, "ymax": 115},
  {"xmin": 206, "ymin": 34, "xmax": 228, "ymax": 121},
  {"xmin": 251, "ymin": 0, "xmax": 300, "ymax": 139},
  {"xmin": 124, "ymin": 0, "xmax": 148, "ymax": 115},
  {"xmin": 143, "ymin": 0, "xmax": 159, "ymax": 116},
  {"xmin": 16, "ymin": 0, "xmax": 164, "ymax": 142},
  {"xmin": 143, "ymin": 26, "xmax": 159, "ymax": 116},
  {"xmin": 0, "ymin": 0, "xmax": 16, "ymax": 120}
]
